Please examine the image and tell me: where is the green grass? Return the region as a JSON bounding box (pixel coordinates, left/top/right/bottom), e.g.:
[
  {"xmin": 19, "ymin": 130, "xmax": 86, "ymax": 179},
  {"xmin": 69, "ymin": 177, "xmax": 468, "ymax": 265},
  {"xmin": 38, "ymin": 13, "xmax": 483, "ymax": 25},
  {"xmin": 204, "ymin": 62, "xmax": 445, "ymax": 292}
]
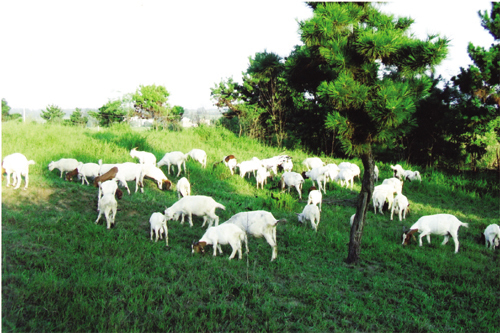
[{"xmin": 2, "ymin": 121, "xmax": 500, "ymax": 332}]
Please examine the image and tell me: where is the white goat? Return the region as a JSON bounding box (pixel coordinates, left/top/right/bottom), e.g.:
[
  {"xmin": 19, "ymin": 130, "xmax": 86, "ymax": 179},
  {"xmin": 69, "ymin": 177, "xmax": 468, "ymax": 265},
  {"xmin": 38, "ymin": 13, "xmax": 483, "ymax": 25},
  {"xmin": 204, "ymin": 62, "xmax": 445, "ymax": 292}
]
[
  {"xmin": 339, "ymin": 162, "xmax": 361, "ymax": 181},
  {"xmin": 335, "ymin": 168, "xmax": 355, "ymax": 190},
  {"xmin": 281, "ymin": 158, "xmax": 293, "ymax": 173},
  {"xmin": 297, "ymin": 204, "xmax": 321, "ymax": 232},
  {"xmin": 256, "ymin": 166, "xmax": 271, "ymax": 189},
  {"xmin": 391, "ymin": 193, "xmax": 410, "ymax": 221},
  {"xmin": 280, "ymin": 171, "xmax": 304, "ymax": 199},
  {"xmin": 192, "ymin": 223, "xmax": 248, "ymax": 260},
  {"xmin": 142, "ymin": 164, "xmax": 172, "ymax": 190},
  {"xmin": 307, "ymin": 188, "xmax": 323, "ymax": 211},
  {"xmin": 176, "ymin": 177, "xmax": 191, "ymax": 199},
  {"xmin": 130, "ymin": 148, "xmax": 156, "ymax": 166},
  {"xmin": 157, "ymin": 151, "xmax": 188, "ymax": 177},
  {"xmin": 261, "ymin": 155, "xmax": 290, "ymax": 175},
  {"xmin": 402, "ymin": 214, "xmax": 469, "ymax": 253},
  {"xmin": 2, "ymin": 153, "xmax": 36, "ymax": 190},
  {"xmin": 403, "ymin": 170, "xmax": 422, "ymax": 182},
  {"xmin": 381, "ymin": 177, "xmax": 403, "ymax": 194},
  {"xmin": 48, "ymin": 158, "xmax": 79, "ymax": 178},
  {"xmin": 187, "ymin": 149, "xmax": 207, "ymax": 168},
  {"xmin": 237, "ymin": 158, "xmax": 261, "ymax": 178},
  {"xmin": 302, "ymin": 157, "xmax": 324, "ymax": 171},
  {"xmin": 483, "ymin": 224, "xmax": 500, "ymax": 250},
  {"xmin": 98, "ymin": 179, "xmax": 120, "ymax": 201},
  {"xmin": 149, "ymin": 212, "xmax": 168, "ymax": 246},
  {"xmin": 303, "ymin": 166, "xmax": 329, "ymax": 194},
  {"xmin": 164, "ymin": 195, "xmax": 225, "ymax": 227},
  {"xmin": 114, "ymin": 162, "xmax": 146, "ymax": 195},
  {"xmin": 223, "ymin": 210, "xmax": 283, "ymax": 261},
  {"xmin": 223, "ymin": 155, "xmax": 237, "ymax": 175},
  {"xmin": 390, "ymin": 164, "xmax": 406, "ymax": 180},
  {"xmin": 372, "ymin": 187, "xmax": 394, "ymax": 215},
  {"xmin": 95, "ymin": 193, "xmax": 117, "ymax": 229},
  {"xmin": 374, "ymin": 165, "xmax": 379, "ymax": 183},
  {"xmin": 76, "ymin": 162, "xmax": 100, "ymax": 185}
]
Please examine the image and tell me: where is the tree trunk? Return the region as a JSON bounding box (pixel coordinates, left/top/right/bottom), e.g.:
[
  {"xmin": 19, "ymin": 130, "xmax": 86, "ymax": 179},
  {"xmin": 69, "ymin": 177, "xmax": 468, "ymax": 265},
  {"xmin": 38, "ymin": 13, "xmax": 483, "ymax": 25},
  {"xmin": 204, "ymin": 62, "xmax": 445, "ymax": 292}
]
[{"xmin": 346, "ymin": 145, "xmax": 375, "ymax": 264}]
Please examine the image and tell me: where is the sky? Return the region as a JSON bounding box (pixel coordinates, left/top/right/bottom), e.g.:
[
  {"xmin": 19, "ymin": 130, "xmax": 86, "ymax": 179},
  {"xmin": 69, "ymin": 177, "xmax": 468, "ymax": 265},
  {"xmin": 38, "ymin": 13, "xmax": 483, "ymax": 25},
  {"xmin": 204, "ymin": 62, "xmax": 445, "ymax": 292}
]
[{"xmin": 0, "ymin": 1, "xmax": 495, "ymax": 112}]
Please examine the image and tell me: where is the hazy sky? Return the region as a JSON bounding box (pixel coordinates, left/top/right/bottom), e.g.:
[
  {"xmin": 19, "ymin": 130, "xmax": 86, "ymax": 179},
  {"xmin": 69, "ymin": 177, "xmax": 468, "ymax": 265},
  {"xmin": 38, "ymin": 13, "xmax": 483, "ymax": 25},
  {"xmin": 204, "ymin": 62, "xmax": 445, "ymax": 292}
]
[{"xmin": 0, "ymin": 1, "xmax": 495, "ymax": 111}]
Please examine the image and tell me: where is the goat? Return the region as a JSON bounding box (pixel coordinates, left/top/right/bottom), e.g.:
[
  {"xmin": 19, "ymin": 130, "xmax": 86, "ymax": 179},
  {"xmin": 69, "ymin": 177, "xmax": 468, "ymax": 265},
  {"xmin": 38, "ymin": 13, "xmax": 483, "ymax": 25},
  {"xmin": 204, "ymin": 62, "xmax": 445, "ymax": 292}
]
[
  {"xmin": 164, "ymin": 195, "xmax": 225, "ymax": 228},
  {"xmin": 67, "ymin": 162, "xmax": 100, "ymax": 185},
  {"xmin": 157, "ymin": 151, "xmax": 188, "ymax": 177},
  {"xmin": 223, "ymin": 155, "xmax": 237, "ymax": 175},
  {"xmin": 94, "ymin": 166, "xmax": 118, "ymax": 188},
  {"xmin": 149, "ymin": 212, "xmax": 168, "ymax": 246},
  {"xmin": 339, "ymin": 162, "xmax": 361, "ymax": 181},
  {"xmin": 302, "ymin": 157, "xmax": 324, "ymax": 171},
  {"xmin": 372, "ymin": 185, "xmax": 395, "ymax": 214},
  {"xmin": 483, "ymin": 224, "xmax": 500, "ymax": 250},
  {"xmin": 279, "ymin": 171, "xmax": 304, "ymax": 199},
  {"xmin": 237, "ymin": 158, "xmax": 261, "ymax": 178},
  {"xmin": 302, "ymin": 166, "xmax": 329, "ymax": 194},
  {"xmin": 297, "ymin": 204, "xmax": 321, "ymax": 232},
  {"xmin": 48, "ymin": 158, "xmax": 79, "ymax": 178},
  {"xmin": 2, "ymin": 153, "xmax": 36, "ymax": 190},
  {"xmin": 335, "ymin": 168, "xmax": 355, "ymax": 190},
  {"xmin": 374, "ymin": 165, "xmax": 379, "ymax": 183},
  {"xmin": 391, "ymin": 193, "xmax": 410, "ymax": 221},
  {"xmin": 113, "ymin": 162, "xmax": 147, "ymax": 195},
  {"xmin": 381, "ymin": 177, "xmax": 403, "ymax": 194},
  {"xmin": 192, "ymin": 223, "xmax": 248, "ymax": 260},
  {"xmin": 176, "ymin": 177, "xmax": 191, "ymax": 199},
  {"xmin": 222, "ymin": 210, "xmax": 284, "ymax": 261},
  {"xmin": 256, "ymin": 166, "xmax": 272, "ymax": 189},
  {"xmin": 402, "ymin": 214, "xmax": 469, "ymax": 253},
  {"xmin": 130, "ymin": 147, "xmax": 156, "ymax": 166},
  {"xmin": 307, "ymin": 186, "xmax": 323, "ymax": 211},
  {"xmin": 187, "ymin": 149, "xmax": 207, "ymax": 168},
  {"xmin": 142, "ymin": 164, "xmax": 172, "ymax": 190},
  {"xmin": 98, "ymin": 179, "xmax": 123, "ymax": 201},
  {"xmin": 390, "ymin": 164, "xmax": 406, "ymax": 180},
  {"xmin": 95, "ymin": 193, "xmax": 117, "ymax": 229},
  {"xmin": 403, "ymin": 170, "xmax": 422, "ymax": 182}
]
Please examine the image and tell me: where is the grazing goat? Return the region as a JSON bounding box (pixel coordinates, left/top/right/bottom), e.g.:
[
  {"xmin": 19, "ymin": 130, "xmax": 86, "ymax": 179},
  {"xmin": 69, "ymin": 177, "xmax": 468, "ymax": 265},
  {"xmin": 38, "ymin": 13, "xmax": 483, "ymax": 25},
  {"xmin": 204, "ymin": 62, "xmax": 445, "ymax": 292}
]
[
  {"xmin": 237, "ymin": 158, "xmax": 261, "ymax": 178},
  {"xmin": 403, "ymin": 170, "xmax": 422, "ymax": 182},
  {"xmin": 256, "ymin": 166, "xmax": 272, "ymax": 189},
  {"xmin": 372, "ymin": 185, "xmax": 395, "ymax": 214},
  {"xmin": 48, "ymin": 158, "xmax": 79, "ymax": 178},
  {"xmin": 391, "ymin": 193, "xmax": 410, "ymax": 221},
  {"xmin": 2, "ymin": 153, "xmax": 36, "ymax": 190},
  {"xmin": 176, "ymin": 177, "xmax": 191, "ymax": 199},
  {"xmin": 94, "ymin": 166, "xmax": 118, "ymax": 188},
  {"xmin": 164, "ymin": 195, "xmax": 225, "ymax": 227},
  {"xmin": 374, "ymin": 165, "xmax": 379, "ymax": 183},
  {"xmin": 307, "ymin": 186, "xmax": 323, "ymax": 211},
  {"xmin": 402, "ymin": 214, "xmax": 469, "ymax": 253},
  {"xmin": 67, "ymin": 162, "xmax": 100, "ymax": 185},
  {"xmin": 281, "ymin": 158, "xmax": 293, "ymax": 173},
  {"xmin": 113, "ymin": 162, "xmax": 147, "ymax": 195},
  {"xmin": 381, "ymin": 177, "xmax": 403, "ymax": 194},
  {"xmin": 280, "ymin": 171, "xmax": 304, "ymax": 199},
  {"xmin": 95, "ymin": 193, "xmax": 117, "ymax": 229},
  {"xmin": 302, "ymin": 157, "xmax": 324, "ymax": 171},
  {"xmin": 149, "ymin": 212, "xmax": 168, "ymax": 246},
  {"xmin": 142, "ymin": 165, "xmax": 172, "ymax": 190},
  {"xmin": 483, "ymin": 224, "xmax": 500, "ymax": 250},
  {"xmin": 390, "ymin": 164, "xmax": 405, "ymax": 180},
  {"xmin": 297, "ymin": 204, "xmax": 321, "ymax": 232},
  {"xmin": 302, "ymin": 166, "xmax": 329, "ymax": 194},
  {"xmin": 192, "ymin": 223, "xmax": 248, "ymax": 260},
  {"xmin": 130, "ymin": 148, "xmax": 156, "ymax": 165},
  {"xmin": 339, "ymin": 162, "xmax": 361, "ymax": 181},
  {"xmin": 98, "ymin": 179, "xmax": 123, "ymax": 201},
  {"xmin": 187, "ymin": 149, "xmax": 207, "ymax": 168},
  {"xmin": 335, "ymin": 168, "xmax": 355, "ymax": 190},
  {"xmin": 223, "ymin": 155, "xmax": 237, "ymax": 175},
  {"xmin": 222, "ymin": 210, "xmax": 283, "ymax": 261},
  {"xmin": 157, "ymin": 151, "xmax": 188, "ymax": 177}
]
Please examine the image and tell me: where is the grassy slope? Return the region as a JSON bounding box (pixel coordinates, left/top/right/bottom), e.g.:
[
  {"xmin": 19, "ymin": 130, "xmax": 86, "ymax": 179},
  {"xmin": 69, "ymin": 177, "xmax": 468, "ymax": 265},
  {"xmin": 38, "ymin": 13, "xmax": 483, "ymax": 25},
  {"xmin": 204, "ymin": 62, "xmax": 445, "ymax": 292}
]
[{"xmin": 2, "ymin": 122, "xmax": 499, "ymax": 332}]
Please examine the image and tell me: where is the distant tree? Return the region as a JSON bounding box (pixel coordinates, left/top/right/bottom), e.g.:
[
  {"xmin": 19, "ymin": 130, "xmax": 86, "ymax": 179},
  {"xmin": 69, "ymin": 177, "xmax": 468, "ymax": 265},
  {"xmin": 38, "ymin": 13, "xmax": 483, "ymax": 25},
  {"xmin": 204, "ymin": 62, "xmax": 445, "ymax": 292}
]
[
  {"xmin": 40, "ymin": 104, "xmax": 64, "ymax": 123},
  {"xmin": 89, "ymin": 100, "xmax": 127, "ymax": 127},
  {"xmin": 132, "ymin": 84, "xmax": 171, "ymax": 126},
  {"xmin": 171, "ymin": 105, "xmax": 185, "ymax": 121},
  {"xmin": 1, "ymin": 99, "xmax": 20, "ymax": 122},
  {"xmin": 451, "ymin": 2, "xmax": 500, "ymax": 171},
  {"xmin": 69, "ymin": 107, "xmax": 88, "ymax": 126},
  {"xmin": 296, "ymin": 2, "xmax": 448, "ymax": 263}
]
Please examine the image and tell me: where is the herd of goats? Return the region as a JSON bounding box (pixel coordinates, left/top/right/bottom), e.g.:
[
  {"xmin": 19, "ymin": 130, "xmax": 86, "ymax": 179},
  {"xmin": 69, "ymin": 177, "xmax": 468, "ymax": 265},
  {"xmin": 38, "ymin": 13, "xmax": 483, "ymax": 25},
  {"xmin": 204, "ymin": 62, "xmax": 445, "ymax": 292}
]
[{"xmin": 2, "ymin": 148, "xmax": 499, "ymax": 261}]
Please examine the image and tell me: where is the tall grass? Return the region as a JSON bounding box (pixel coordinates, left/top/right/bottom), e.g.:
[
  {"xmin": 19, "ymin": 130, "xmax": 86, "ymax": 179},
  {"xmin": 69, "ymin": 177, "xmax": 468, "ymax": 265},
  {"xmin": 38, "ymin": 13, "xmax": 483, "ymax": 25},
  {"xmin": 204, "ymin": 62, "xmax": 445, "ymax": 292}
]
[{"xmin": 2, "ymin": 121, "xmax": 499, "ymax": 332}]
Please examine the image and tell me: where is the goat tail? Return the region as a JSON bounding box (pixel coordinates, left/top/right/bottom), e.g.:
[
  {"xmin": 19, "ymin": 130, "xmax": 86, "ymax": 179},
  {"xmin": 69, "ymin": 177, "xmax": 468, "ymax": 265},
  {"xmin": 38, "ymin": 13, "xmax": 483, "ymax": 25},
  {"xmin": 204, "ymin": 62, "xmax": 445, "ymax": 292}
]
[
  {"xmin": 27, "ymin": 160, "xmax": 36, "ymax": 165},
  {"xmin": 461, "ymin": 222, "xmax": 469, "ymax": 229},
  {"xmin": 98, "ymin": 159, "xmax": 103, "ymax": 166},
  {"xmin": 216, "ymin": 203, "xmax": 226, "ymax": 211}
]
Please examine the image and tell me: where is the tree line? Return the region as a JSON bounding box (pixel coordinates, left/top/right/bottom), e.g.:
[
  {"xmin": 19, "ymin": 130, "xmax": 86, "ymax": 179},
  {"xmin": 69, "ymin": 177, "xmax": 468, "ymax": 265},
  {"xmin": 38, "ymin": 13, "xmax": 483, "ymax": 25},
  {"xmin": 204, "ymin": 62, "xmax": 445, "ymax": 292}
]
[{"xmin": 211, "ymin": 2, "xmax": 500, "ymax": 173}]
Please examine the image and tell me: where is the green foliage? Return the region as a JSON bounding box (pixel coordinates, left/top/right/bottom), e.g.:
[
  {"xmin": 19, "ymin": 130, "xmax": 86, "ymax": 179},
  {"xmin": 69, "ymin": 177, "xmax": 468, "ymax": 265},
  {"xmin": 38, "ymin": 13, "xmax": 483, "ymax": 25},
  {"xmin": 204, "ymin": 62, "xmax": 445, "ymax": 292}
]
[
  {"xmin": 2, "ymin": 122, "xmax": 499, "ymax": 332},
  {"xmin": 2, "ymin": 99, "xmax": 22, "ymax": 122},
  {"xmin": 132, "ymin": 84, "xmax": 171, "ymax": 124},
  {"xmin": 89, "ymin": 100, "xmax": 127, "ymax": 127},
  {"xmin": 171, "ymin": 105, "xmax": 185, "ymax": 121},
  {"xmin": 69, "ymin": 107, "xmax": 88, "ymax": 126},
  {"xmin": 40, "ymin": 104, "xmax": 64, "ymax": 123}
]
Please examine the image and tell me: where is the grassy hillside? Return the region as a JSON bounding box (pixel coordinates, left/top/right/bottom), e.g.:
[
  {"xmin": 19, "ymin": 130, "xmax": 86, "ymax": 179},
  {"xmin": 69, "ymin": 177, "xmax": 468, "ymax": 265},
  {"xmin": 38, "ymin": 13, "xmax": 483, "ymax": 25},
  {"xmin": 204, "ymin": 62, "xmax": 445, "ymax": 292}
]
[{"xmin": 2, "ymin": 122, "xmax": 499, "ymax": 332}]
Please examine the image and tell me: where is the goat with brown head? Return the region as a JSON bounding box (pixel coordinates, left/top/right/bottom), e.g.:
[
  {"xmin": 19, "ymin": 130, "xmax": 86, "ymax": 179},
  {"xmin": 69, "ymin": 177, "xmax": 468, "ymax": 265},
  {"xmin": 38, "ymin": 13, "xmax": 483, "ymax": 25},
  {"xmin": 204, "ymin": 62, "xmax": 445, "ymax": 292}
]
[{"xmin": 192, "ymin": 241, "xmax": 207, "ymax": 255}]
